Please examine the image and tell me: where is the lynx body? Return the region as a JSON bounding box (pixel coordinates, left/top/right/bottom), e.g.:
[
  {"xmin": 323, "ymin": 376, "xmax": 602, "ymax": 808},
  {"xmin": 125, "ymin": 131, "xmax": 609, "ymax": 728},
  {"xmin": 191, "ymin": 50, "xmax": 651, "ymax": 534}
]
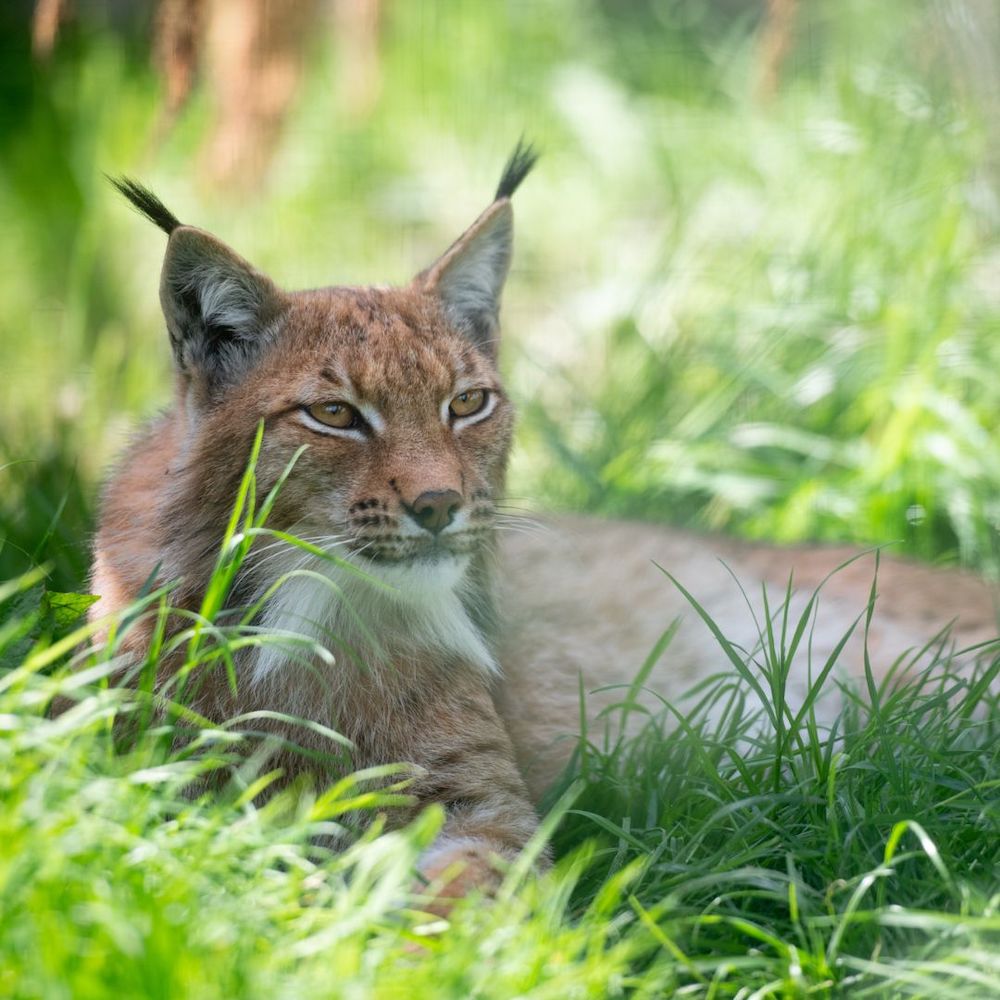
[{"xmin": 93, "ymin": 150, "xmax": 998, "ymax": 898}]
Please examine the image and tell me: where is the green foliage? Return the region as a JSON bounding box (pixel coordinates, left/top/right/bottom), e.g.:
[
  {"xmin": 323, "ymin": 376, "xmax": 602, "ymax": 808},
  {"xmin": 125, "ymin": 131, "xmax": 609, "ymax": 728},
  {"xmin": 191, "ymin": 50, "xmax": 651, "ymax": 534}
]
[
  {"xmin": 2, "ymin": 529, "xmax": 999, "ymax": 997},
  {"xmin": 547, "ymin": 573, "xmax": 1000, "ymax": 995},
  {"xmin": 2, "ymin": 439, "xmax": 999, "ymax": 997}
]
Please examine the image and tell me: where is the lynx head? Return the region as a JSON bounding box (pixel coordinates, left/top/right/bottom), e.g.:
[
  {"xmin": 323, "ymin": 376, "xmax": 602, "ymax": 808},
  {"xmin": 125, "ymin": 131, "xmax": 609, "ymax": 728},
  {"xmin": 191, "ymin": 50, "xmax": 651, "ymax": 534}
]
[{"xmin": 113, "ymin": 144, "xmax": 537, "ymax": 675}]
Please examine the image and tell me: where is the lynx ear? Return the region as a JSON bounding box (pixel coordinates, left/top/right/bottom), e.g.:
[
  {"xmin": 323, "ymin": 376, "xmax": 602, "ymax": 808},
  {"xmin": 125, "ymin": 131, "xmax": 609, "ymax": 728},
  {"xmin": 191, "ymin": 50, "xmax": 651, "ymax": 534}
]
[
  {"xmin": 417, "ymin": 142, "xmax": 537, "ymax": 356},
  {"xmin": 159, "ymin": 227, "xmax": 285, "ymax": 391},
  {"xmin": 109, "ymin": 177, "xmax": 285, "ymax": 397},
  {"xmin": 419, "ymin": 202, "xmax": 513, "ymax": 355}
]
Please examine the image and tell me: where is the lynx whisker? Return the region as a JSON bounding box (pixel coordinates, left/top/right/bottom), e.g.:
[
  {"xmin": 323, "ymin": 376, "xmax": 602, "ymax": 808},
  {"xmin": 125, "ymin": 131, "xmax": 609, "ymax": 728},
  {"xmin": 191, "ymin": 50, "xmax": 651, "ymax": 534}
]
[
  {"xmin": 244, "ymin": 533, "xmax": 350, "ymax": 573},
  {"xmin": 494, "ymin": 514, "xmax": 556, "ymax": 541},
  {"xmin": 491, "ymin": 524, "xmax": 551, "ymax": 543},
  {"xmin": 244, "ymin": 535, "xmax": 336, "ymax": 564}
]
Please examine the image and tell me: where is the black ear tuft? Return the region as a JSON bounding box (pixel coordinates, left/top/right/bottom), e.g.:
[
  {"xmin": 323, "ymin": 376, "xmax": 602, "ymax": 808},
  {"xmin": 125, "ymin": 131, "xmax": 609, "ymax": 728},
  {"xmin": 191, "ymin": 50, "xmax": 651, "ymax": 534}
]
[
  {"xmin": 107, "ymin": 175, "xmax": 182, "ymax": 235},
  {"xmin": 494, "ymin": 139, "xmax": 539, "ymax": 201},
  {"xmin": 159, "ymin": 229, "xmax": 285, "ymax": 396}
]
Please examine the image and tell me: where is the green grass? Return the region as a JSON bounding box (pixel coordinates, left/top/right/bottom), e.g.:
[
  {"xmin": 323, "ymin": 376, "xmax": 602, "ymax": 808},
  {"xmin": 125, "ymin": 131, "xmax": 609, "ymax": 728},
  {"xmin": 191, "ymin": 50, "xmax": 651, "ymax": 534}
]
[
  {"xmin": 3, "ymin": 0, "xmax": 1000, "ymax": 995},
  {"xmin": 2, "ymin": 520, "xmax": 998, "ymax": 998}
]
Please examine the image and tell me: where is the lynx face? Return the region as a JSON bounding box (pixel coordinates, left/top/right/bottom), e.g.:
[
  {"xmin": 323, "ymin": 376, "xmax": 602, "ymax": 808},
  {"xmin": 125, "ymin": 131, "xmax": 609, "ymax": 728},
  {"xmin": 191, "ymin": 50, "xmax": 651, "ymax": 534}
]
[
  {"xmin": 249, "ymin": 286, "xmax": 514, "ymax": 571},
  {"xmin": 104, "ymin": 147, "xmax": 537, "ymax": 678},
  {"xmin": 214, "ymin": 286, "xmax": 516, "ymax": 680}
]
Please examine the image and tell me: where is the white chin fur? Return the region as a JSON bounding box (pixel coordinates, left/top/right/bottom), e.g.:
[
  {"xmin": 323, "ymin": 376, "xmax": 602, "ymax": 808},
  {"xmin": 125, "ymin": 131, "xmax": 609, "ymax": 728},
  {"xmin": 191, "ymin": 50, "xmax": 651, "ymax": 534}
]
[
  {"xmin": 362, "ymin": 552, "xmax": 471, "ymax": 601},
  {"xmin": 246, "ymin": 545, "xmax": 497, "ymax": 686}
]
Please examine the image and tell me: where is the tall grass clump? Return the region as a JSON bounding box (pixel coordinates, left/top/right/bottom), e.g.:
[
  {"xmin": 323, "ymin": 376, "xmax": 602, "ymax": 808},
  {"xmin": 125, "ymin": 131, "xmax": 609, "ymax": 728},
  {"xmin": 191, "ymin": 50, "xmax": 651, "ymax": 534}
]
[
  {"xmin": 548, "ymin": 572, "xmax": 1000, "ymax": 997},
  {"xmin": 2, "ymin": 439, "xmax": 998, "ymax": 996}
]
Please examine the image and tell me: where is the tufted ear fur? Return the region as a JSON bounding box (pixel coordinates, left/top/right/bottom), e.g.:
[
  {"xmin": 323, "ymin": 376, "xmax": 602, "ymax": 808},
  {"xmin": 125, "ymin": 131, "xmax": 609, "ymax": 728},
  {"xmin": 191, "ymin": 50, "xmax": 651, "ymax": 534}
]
[
  {"xmin": 109, "ymin": 177, "xmax": 285, "ymax": 401},
  {"xmin": 416, "ymin": 141, "xmax": 537, "ymax": 357},
  {"xmin": 159, "ymin": 227, "xmax": 286, "ymax": 394}
]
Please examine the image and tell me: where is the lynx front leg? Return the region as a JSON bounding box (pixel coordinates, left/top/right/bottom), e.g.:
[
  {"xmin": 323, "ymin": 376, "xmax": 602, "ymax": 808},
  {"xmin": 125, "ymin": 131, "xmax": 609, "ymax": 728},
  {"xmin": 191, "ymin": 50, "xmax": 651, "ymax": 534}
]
[{"xmin": 405, "ymin": 680, "xmax": 543, "ymax": 913}]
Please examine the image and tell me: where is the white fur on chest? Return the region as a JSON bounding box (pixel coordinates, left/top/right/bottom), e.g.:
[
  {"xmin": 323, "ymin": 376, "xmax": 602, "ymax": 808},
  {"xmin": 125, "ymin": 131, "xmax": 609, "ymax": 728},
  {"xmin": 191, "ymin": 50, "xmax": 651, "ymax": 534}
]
[{"xmin": 245, "ymin": 543, "xmax": 497, "ymax": 686}]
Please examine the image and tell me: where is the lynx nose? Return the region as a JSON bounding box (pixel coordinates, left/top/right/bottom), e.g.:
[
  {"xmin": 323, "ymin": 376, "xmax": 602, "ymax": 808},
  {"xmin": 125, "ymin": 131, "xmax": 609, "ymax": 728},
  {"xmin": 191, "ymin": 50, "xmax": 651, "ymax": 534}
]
[{"xmin": 407, "ymin": 489, "xmax": 462, "ymax": 535}]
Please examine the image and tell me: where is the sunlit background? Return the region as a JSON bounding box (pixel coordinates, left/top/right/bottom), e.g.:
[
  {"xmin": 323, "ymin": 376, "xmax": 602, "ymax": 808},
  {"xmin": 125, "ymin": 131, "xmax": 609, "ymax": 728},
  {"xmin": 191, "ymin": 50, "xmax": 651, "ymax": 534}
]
[{"xmin": 3, "ymin": 0, "xmax": 1000, "ymax": 592}]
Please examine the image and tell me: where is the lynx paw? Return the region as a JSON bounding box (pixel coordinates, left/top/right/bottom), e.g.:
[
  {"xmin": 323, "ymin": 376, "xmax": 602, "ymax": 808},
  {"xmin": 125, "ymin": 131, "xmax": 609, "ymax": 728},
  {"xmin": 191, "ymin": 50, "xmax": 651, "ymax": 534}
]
[{"xmin": 413, "ymin": 837, "xmax": 507, "ymax": 917}]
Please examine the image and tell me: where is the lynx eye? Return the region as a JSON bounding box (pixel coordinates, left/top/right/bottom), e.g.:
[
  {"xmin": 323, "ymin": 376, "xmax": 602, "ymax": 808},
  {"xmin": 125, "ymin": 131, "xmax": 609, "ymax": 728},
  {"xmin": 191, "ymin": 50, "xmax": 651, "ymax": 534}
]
[
  {"xmin": 449, "ymin": 389, "xmax": 488, "ymax": 418},
  {"xmin": 304, "ymin": 401, "xmax": 362, "ymax": 430}
]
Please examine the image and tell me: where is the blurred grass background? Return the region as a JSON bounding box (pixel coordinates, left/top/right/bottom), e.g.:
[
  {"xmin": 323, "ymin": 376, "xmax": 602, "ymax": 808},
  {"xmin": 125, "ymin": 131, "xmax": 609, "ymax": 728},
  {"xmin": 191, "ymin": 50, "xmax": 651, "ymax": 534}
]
[{"xmin": 3, "ymin": 0, "xmax": 1000, "ymax": 593}]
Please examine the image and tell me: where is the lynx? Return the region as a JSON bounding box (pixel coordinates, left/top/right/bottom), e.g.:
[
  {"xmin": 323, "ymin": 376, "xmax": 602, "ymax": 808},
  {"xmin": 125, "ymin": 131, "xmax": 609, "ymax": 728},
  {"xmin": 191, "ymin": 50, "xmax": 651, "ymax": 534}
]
[{"xmin": 93, "ymin": 145, "xmax": 998, "ymax": 902}]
